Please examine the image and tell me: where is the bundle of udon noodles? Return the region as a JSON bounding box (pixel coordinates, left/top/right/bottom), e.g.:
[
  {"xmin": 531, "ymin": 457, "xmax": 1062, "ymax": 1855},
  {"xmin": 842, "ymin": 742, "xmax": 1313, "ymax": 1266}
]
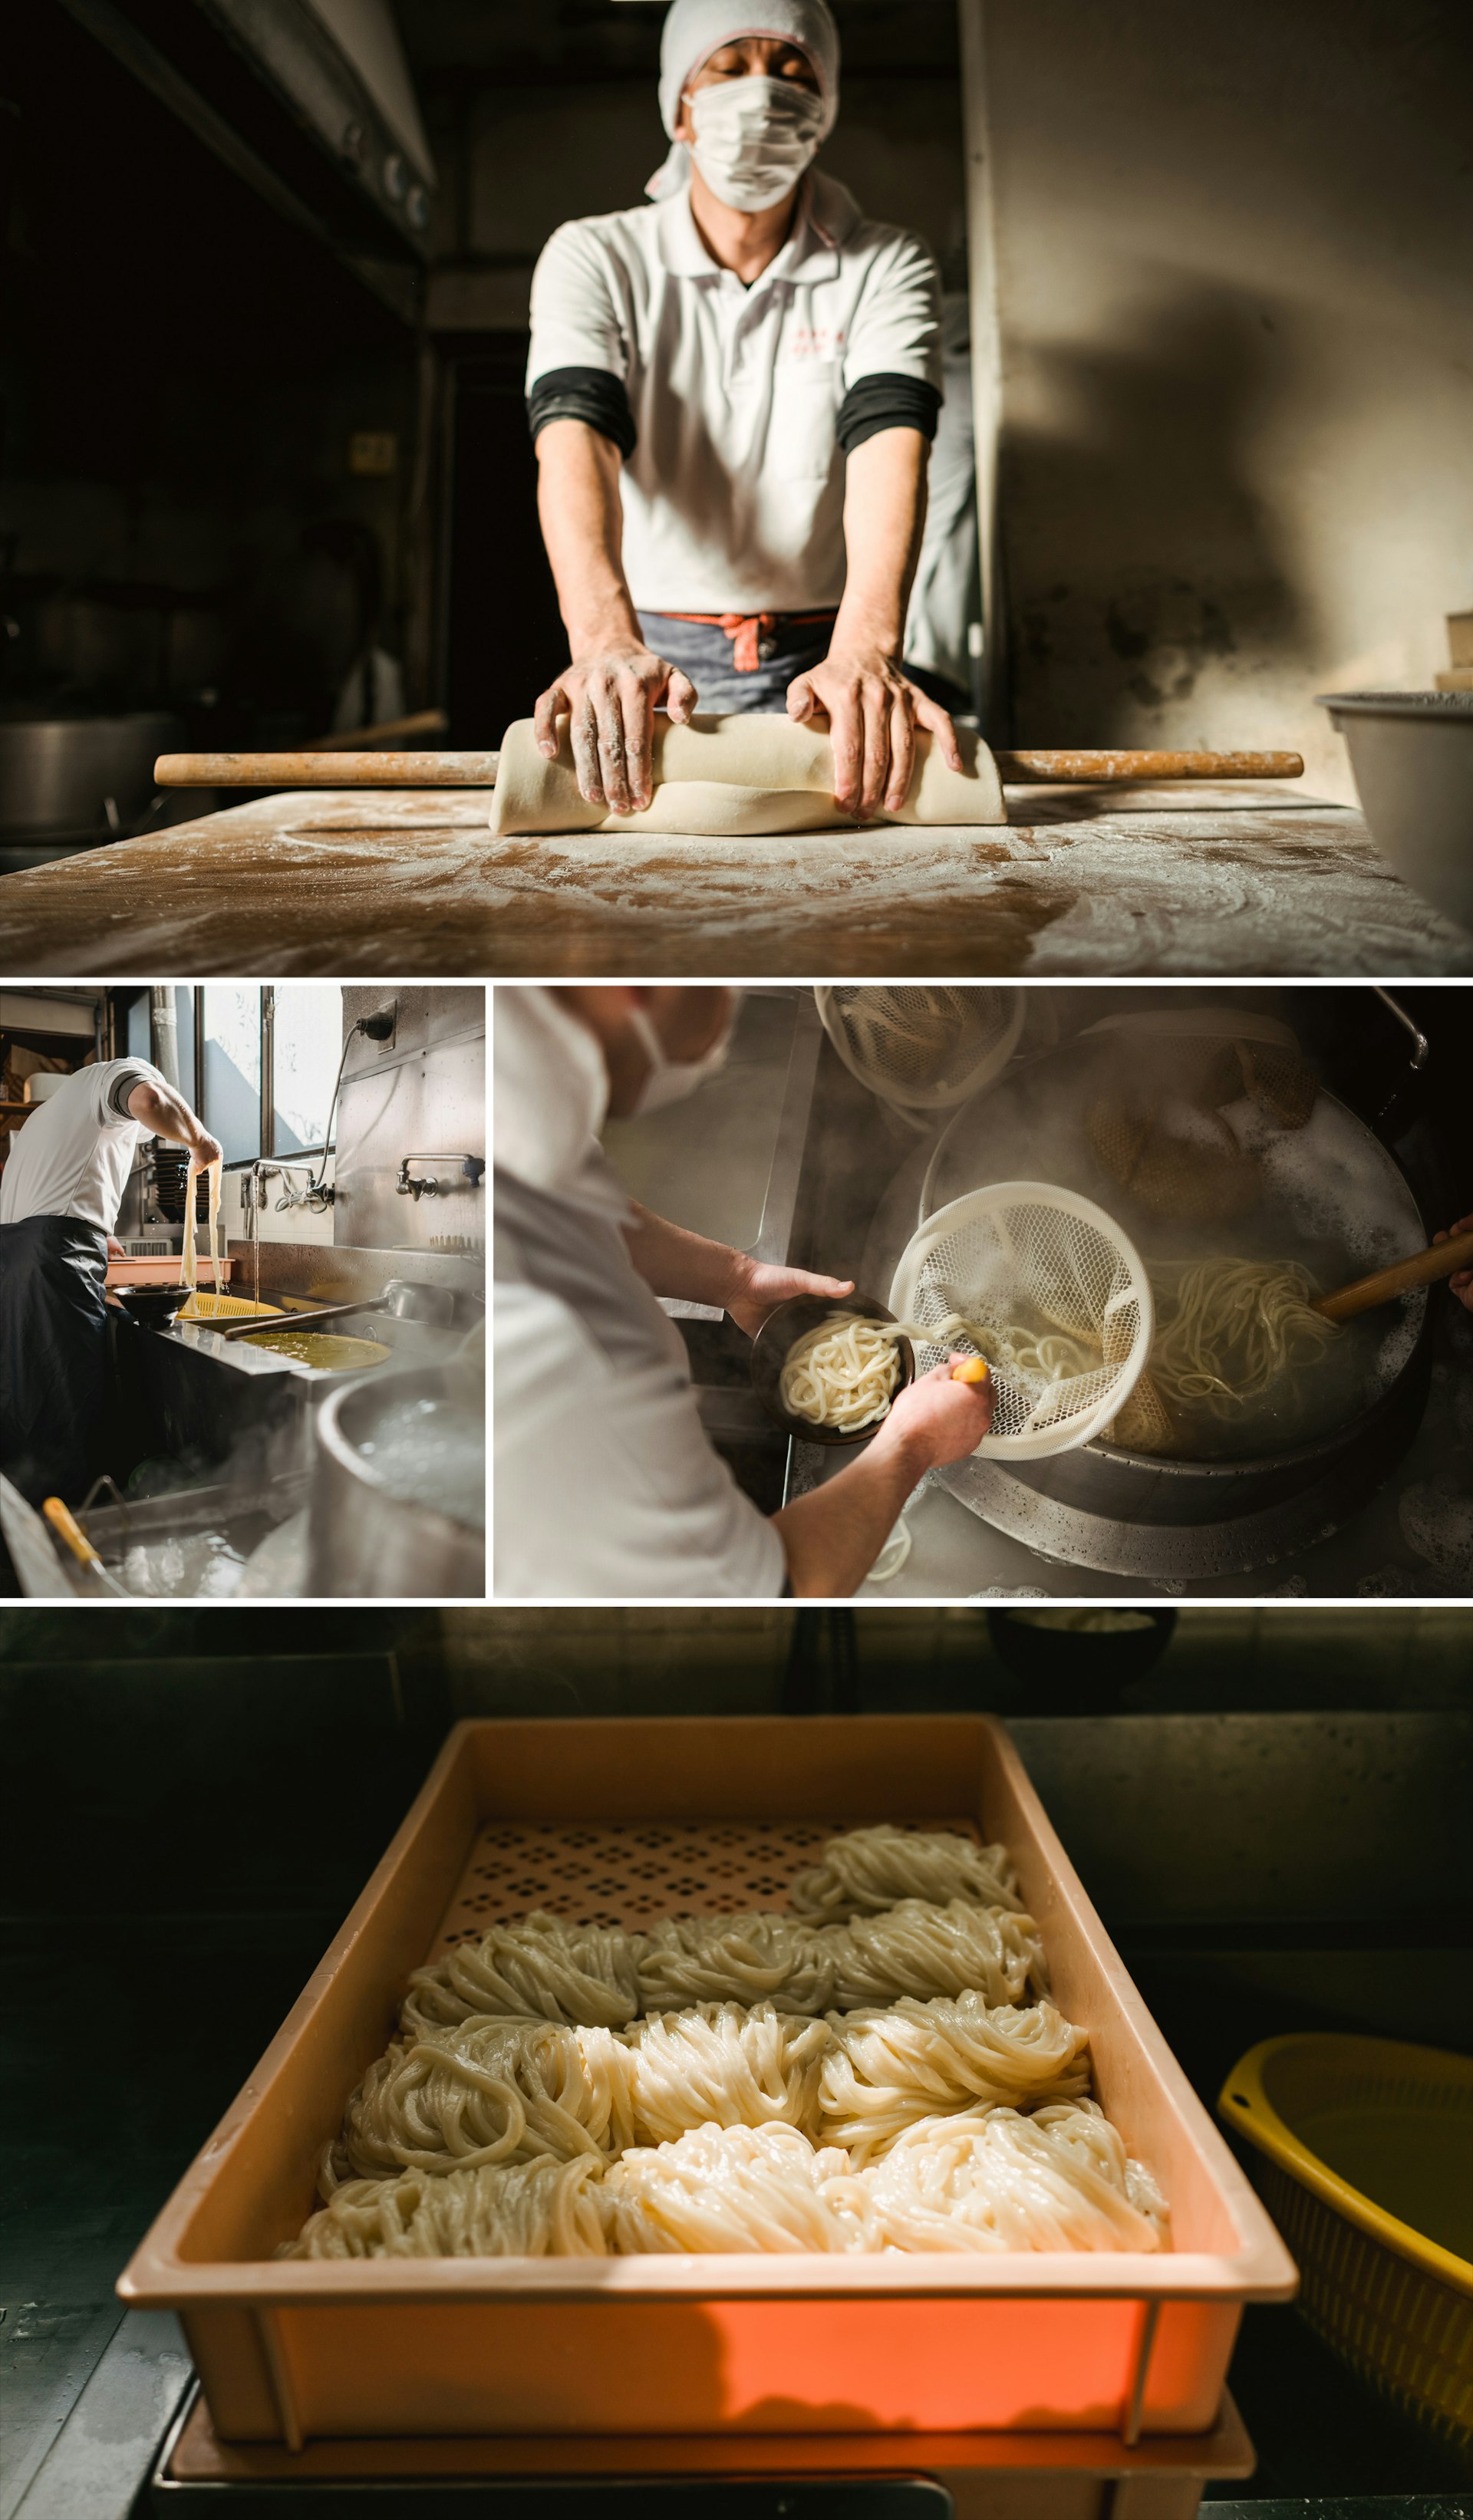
[{"xmin": 285, "ymin": 1823, "xmax": 1168, "ymax": 2261}]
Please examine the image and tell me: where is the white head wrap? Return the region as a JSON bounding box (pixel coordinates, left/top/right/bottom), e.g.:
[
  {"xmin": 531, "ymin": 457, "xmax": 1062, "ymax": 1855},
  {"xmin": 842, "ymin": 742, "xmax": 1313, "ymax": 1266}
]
[{"xmin": 648, "ymin": 0, "xmax": 841, "ymax": 199}]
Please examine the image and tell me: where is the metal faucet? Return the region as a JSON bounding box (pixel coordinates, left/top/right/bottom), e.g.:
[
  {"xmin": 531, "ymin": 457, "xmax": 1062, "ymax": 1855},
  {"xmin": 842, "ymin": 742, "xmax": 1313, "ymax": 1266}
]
[
  {"xmin": 397, "ymin": 1153, "xmax": 486, "ymax": 1201},
  {"xmin": 242, "ymin": 1161, "xmax": 334, "ymax": 1307}
]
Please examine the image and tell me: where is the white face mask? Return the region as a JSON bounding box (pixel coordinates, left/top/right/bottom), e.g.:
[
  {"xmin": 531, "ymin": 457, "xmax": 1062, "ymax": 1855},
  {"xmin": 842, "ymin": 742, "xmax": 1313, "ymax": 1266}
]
[
  {"xmin": 625, "ymin": 993, "xmax": 740, "ymax": 1115},
  {"xmin": 686, "ymin": 74, "xmax": 825, "ymax": 212}
]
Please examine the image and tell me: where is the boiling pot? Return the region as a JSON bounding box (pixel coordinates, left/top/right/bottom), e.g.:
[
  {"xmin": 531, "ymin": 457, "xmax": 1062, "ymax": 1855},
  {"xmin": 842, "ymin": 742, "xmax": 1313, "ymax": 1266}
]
[
  {"xmin": 860, "ymin": 1043, "xmax": 1433, "ymax": 1578},
  {"xmin": 308, "ymin": 1363, "xmax": 484, "ymax": 1598},
  {"xmin": 0, "ymin": 707, "xmax": 183, "ymax": 833}
]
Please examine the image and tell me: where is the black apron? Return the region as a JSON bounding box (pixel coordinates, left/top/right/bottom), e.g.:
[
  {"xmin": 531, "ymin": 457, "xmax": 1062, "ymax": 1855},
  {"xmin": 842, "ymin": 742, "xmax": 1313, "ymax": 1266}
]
[{"xmin": 0, "ymin": 1214, "xmax": 110, "ymax": 1506}]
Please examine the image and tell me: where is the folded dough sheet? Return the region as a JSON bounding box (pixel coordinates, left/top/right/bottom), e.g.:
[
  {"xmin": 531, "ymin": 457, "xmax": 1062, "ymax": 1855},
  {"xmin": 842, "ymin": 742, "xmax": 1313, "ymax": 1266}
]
[{"xmin": 489, "ymin": 712, "xmax": 1007, "ymax": 835}]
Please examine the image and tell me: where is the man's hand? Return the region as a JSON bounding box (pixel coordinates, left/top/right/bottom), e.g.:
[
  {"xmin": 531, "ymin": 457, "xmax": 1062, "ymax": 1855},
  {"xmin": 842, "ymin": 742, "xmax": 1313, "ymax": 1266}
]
[
  {"xmin": 878, "ymin": 1356, "xmax": 994, "ymax": 1469},
  {"xmin": 787, "ymin": 648, "xmax": 961, "ymax": 819},
  {"xmin": 724, "ymin": 1260, "xmax": 855, "ymax": 1340},
  {"xmin": 188, "ymin": 1132, "xmax": 225, "ymax": 1173},
  {"xmin": 533, "ymin": 647, "xmax": 698, "ymax": 819},
  {"xmin": 106, "ymin": 1234, "xmax": 127, "ymax": 1263},
  {"xmin": 1434, "ymin": 1214, "xmax": 1473, "ymax": 1313}
]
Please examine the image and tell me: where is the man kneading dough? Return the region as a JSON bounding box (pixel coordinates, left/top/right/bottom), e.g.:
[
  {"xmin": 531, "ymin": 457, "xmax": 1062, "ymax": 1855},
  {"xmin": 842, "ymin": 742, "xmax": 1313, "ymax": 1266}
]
[
  {"xmin": 526, "ymin": 0, "xmax": 962, "ymax": 824},
  {"xmin": 494, "ymin": 988, "xmax": 992, "ymax": 1598}
]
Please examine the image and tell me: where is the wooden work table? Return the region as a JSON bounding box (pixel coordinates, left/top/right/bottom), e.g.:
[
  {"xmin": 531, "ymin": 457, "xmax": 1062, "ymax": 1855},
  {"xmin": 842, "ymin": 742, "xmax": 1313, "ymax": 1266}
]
[{"xmin": 2, "ymin": 785, "xmax": 1469, "ymax": 977}]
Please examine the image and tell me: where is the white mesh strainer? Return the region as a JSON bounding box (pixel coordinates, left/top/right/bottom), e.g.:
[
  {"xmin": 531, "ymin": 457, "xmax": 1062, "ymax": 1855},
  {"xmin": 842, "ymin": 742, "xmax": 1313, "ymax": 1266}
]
[
  {"xmin": 816, "ymin": 987, "xmax": 1023, "ymax": 1119},
  {"xmin": 888, "ymin": 1181, "xmax": 1155, "ymax": 1458}
]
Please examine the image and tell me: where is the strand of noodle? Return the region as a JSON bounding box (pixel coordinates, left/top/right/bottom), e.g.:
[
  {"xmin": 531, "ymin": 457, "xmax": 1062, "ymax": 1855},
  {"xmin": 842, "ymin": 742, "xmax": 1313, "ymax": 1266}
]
[
  {"xmin": 285, "ymin": 2155, "xmax": 611, "ymax": 2259},
  {"xmin": 636, "ymin": 1912, "xmax": 844, "ymax": 2014},
  {"xmin": 601, "ymin": 2122, "xmax": 862, "ymax": 2255},
  {"xmin": 328, "ymin": 2016, "xmax": 635, "ymax": 2189},
  {"xmin": 634, "ymin": 1896, "xmax": 1043, "ymax": 2015},
  {"xmin": 828, "ymin": 2103, "xmax": 1168, "ymax": 2253},
  {"xmin": 789, "ymin": 1825, "xmax": 1024, "ymax": 1919},
  {"xmin": 778, "ymin": 1315, "xmax": 902, "ymax": 1432},
  {"xmin": 1148, "ymin": 1257, "xmax": 1339, "ymax": 1418},
  {"xmin": 819, "ymin": 1993, "xmax": 1093, "ymax": 2166},
  {"xmin": 621, "ymin": 2003, "xmax": 829, "ymax": 2145},
  {"xmin": 401, "ymin": 1910, "xmax": 646, "ymax": 2036},
  {"xmin": 832, "ymin": 1899, "xmax": 1046, "ymax": 2011}
]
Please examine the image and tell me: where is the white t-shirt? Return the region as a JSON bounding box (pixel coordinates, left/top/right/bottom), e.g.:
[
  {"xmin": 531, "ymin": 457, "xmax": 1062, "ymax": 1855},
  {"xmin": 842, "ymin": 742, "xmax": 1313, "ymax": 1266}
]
[
  {"xmin": 0, "ymin": 1057, "xmax": 164, "ymax": 1234},
  {"xmin": 527, "ymin": 173, "xmax": 941, "ymax": 613},
  {"xmin": 493, "ymin": 990, "xmax": 786, "ymax": 1600}
]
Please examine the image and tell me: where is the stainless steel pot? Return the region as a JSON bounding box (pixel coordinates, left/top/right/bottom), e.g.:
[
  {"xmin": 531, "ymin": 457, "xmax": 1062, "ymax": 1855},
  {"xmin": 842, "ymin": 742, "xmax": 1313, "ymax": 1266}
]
[
  {"xmin": 1316, "ymin": 691, "xmax": 1473, "ymax": 934},
  {"xmin": 858, "ymin": 1044, "xmax": 1433, "ymax": 1578},
  {"xmin": 0, "ymin": 709, "xmax": 183, "ymax": 833},
  {"xmin": 308, "ymin": 1363, "xmax": 485, "ymax": 1598}
]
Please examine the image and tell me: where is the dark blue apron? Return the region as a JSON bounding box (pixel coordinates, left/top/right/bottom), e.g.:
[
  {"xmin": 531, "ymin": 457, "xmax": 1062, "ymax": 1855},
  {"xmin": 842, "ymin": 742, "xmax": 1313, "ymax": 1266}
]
[{"xmin": 0, "ymin": 1214, "xmax": 110, "ymax": 1505}]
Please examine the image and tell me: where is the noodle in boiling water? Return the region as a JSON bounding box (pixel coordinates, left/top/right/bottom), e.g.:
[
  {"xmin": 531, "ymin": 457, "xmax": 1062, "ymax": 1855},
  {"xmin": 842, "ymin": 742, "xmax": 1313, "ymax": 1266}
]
[{"xmin": 1148, "ymin": 1257, "xmax": 1339, "ymax": 1419}]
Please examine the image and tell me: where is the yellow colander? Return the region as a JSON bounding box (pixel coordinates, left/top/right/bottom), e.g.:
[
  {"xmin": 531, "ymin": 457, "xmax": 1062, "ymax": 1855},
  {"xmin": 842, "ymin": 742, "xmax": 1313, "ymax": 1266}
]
[{"xmin": 1220, "ymin": 2033, "xmax": 1473, "ymax": 2462}]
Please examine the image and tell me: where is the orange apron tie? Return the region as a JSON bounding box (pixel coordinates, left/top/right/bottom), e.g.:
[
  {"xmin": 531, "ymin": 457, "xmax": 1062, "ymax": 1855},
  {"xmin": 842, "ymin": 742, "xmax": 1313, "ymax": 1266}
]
[{"xmin": 661, "ymin": 609, "xmax": 838, "ymax": 673}]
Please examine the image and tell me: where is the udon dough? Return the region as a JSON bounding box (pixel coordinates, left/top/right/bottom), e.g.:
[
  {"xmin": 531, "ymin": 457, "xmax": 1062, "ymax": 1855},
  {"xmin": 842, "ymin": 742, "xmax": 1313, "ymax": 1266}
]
[
  {"xmin": 621, "ymin": 2002, "xmax": 829, "ymax": 2146},
  {"xmin": 402, "ymin": 1911, "xmax": 648, "ymax": 2037},
  {"xmin": 286, "ymin": 2154, "xmax": 611, "ymax": 2260},
  {"xmin": 789, "ymin": 1825, "xmax": 1024, "ymax": 1921},
  {"xmin": 601, "ymin": 2121, "xmax": 862, "ymax": 2255},
  {"xmin": 328, "ymin": 2016, "xmax": 636, "ymax": 2186},
  {"xmin": 489, "ymin": 713, "xmax": 1007, "ymax": 836},
  {"xmin": 836, "ymin": 2104, "xmax": 1169, "ymax": 2254},
  {"xmin": 819, "ymin": 1993, "xmax": 1093, "ymax": 2165}
]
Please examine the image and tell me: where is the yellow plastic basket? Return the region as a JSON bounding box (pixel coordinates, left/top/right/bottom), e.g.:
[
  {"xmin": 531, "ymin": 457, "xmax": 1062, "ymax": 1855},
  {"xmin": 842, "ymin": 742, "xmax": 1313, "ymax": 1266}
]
[{"xmin": 1220, "ymin": 2033, "xmax": 1473, "ymax": 2462}]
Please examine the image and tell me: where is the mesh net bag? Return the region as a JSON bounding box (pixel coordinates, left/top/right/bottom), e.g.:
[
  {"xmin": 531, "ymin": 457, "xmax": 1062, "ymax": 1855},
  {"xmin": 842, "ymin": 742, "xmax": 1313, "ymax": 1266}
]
[
  {"xmin": 816, "ymin": 987, "xmax": 1023, "ymax": 1115},
  {"xmin": 888, "ymin": 1184, "xmax": 1155, "ymax": 1457},
  {"xmin": 1083, "ymin": 1008, "xmax": 1317, "ymax": 1225}
]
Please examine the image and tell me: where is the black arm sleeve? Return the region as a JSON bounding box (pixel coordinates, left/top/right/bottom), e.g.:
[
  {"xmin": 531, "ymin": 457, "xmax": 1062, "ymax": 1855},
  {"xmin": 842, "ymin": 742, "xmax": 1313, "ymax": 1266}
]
[
  {"xmin": 527, "ymin": 367, "xmax": 637, "ymax": 461},
  {"xmin": 835, "ymin": 372, "xmax": 942, "ymax": 457}
]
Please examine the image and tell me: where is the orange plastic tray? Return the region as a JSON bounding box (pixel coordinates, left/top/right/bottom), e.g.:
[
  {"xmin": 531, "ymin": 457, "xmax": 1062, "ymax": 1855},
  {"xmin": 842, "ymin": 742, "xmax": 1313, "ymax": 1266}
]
[{"xmin": 119, "ymin": 1718, "xmax": 1295, "ymax": 2448}]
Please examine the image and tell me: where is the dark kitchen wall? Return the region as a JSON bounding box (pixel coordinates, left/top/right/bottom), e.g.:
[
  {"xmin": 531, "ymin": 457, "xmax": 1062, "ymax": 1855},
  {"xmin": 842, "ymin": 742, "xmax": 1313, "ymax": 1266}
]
[
  {"xmin": 967, "ymin": 0, "xmax": 1473, "ymax": 793},
  {"xmin": 0, "ymin": 5, "xmax": 422, "ymax": 743}
]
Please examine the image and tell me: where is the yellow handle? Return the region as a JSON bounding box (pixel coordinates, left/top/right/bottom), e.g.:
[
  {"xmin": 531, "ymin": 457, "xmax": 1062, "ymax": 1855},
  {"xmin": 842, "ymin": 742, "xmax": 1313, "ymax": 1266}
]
[
  {"xmin": 951, "ymin": 1357, "xmax": 992, "ymax": 1386},
  {"xmin": 42, "ymin": 1495, "xmax": 103, "ymax": 1570}
]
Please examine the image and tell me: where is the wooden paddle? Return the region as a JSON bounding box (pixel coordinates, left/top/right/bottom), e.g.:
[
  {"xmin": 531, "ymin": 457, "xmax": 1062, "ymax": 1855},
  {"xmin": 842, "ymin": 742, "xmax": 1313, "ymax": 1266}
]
[
  {"xmin": 153, "ymin": 744, "xmax": 1302, "ymax": 790},
  {"xmin": 1314, "ymin": 1230, "xmax": 1473, "ymax": 1323}
]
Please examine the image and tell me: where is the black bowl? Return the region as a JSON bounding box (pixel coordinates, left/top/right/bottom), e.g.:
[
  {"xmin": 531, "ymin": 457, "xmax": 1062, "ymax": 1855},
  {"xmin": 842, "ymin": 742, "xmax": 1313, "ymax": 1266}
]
[
  {"xmin": 750, "ymin": 1293, "xmax": 914, "ymax": 1447},
  {"xmin": 987, "ymin": 1606, "xmax": 1177, "ymax": 1708},
  {"xmin": 110, "ymin": 1284, "xmax": 186, "ymax": 1326}
]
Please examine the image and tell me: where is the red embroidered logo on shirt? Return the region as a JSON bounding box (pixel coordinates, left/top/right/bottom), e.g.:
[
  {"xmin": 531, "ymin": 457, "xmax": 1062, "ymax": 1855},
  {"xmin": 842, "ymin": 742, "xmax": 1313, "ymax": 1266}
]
[{"xmin": 786, "ymin": 324, "xmax": 845, "ymax": 360}]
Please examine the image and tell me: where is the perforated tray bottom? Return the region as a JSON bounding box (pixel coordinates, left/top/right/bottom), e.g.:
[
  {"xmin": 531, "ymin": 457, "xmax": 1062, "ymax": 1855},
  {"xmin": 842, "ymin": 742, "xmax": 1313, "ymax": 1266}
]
[{"xmin": 430, "ymin": 1818, "xmax": 984, "ymax": 1955}]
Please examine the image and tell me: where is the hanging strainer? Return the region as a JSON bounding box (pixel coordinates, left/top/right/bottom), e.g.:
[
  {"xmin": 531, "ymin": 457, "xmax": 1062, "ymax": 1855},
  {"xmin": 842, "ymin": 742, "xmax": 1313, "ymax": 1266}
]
[
  {"xmin": 816, "ymin": 987, "xmax": 1023, "ymax": 1120},
  {"xmin": 888, "ymin": 1181, "xmax": 1155, "ymax": 1457}
]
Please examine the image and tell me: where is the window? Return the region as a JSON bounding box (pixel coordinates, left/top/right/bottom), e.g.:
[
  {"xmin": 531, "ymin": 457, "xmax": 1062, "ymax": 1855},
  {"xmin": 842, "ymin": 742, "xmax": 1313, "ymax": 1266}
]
[
  {"xmin": 272, "ymin": 986, "xmax": 341, "ymax": 1155},
  {"xmin": 201, "ymin": 986, "xmax": 262, "ymax": 1164}
]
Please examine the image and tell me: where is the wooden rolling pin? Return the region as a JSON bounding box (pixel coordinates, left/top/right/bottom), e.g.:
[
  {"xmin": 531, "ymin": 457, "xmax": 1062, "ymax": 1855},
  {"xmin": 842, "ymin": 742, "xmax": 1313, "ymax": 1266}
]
[
  {"xmin": 994, "ymin": 749, "xmax": 1303, "ymax": 782},
  {"xmin": 154, "ymin": 745, "xmax": 1301, "ymax": 791},
  {"xmin": 156, "ymin": 750, "xmax": 499, "ymax": 787},
  {"xmin": 1315, "ymin": 1231, "xmax": 1473, "ymax": 1323}
]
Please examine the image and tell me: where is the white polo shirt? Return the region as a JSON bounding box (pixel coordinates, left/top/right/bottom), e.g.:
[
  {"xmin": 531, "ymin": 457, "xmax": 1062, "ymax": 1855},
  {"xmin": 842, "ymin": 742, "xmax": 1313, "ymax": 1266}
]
[
  {"xmin": 527, "ymin": 172, "xmax": 941, "ymax": 614},
  {"xmin": 0, "ymin": 1058, "xmax": 163, "ymax": 1234},
  {"xmin": 493, "ymin": 990, "xmax": 786, "ymax": 1600}
]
